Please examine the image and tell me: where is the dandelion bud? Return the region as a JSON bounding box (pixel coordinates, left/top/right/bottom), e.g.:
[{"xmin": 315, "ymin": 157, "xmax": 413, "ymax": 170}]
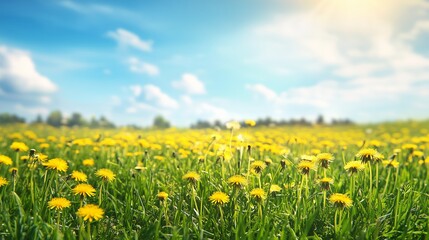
[
  {"xmin": 9, "ymin": 167, "xmax": 18, "ymax": 177},
  {"xmin": 29, "ymin": 149, "xmax": 36, "ymax": 157},
  {"xmin": 281, "ymin": 160, "xmax": 286, "ymax": 170}
]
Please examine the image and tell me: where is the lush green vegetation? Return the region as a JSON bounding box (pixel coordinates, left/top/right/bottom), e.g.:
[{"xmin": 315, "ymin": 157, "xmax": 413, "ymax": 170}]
[{"xmin": 0, "ymin": 121, "xmax": 428, "ymax": 239}]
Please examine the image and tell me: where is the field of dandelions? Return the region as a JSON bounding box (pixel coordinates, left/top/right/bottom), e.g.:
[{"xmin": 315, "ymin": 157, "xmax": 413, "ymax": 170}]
[{"xmin": 0, "ymin": 121, "xmax": 429, "ymax": 239}]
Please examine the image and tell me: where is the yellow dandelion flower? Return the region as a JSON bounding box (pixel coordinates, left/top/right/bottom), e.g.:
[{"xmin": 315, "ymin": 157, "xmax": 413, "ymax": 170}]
[
  {"xmin": 182, "ymin": 171, "xmax": 200, "ymax": 184},
  {"xmin": 34, "ymin": 153, "xmax": 48, "ymax": 162},
  {"xmin": 73, "ymin": 183, "xmax": 96, "ymax": 197},
  {"xmin": 245, "ymin": 119, "xmax": 256, "ymax": 127},
  {"xmin": 356, "ymin": 148, "xmax": 381, "ymax": 163},
  {"xmin": 329, "ymin": 193, "xmax": 353, "ymax": 208},
  {"xmin": 0, "ymin": 155, "xmax": 12, "ymax": 166},
  {"xmin": 157, "ymin": 191, "xmax": 168, "ymax": 201},
  {"xmin": 250, "ymin": 188, "xmax": 266, "ymax": 201},
  {"xmin": 297, "ymin": 161, "xmax": 316, "ymax": 175},
  {"xmin": 0, "ymin": 176, "xmax": 8, "ymax": 187},
  {"xmin": 95, "ymin": 168, "xmax": 116, "ymax": 182},
  {"xmin": 83, "ymin": 159, "xmax": 95, "ymax": 166},
  {"xmin": 382, "ymin": 160, "xmax": 399, "ymax": 168},
  {"xmin": 9, "ymin": 167, "xmax": 18, "ymax": 176},
  {"xmin": 269, "ymin": 184, "xmax": 282, "ymax": 194},
  {"xmin": 318, "ymin": 177, "xmax": 334, "ymax": 190},
  {"xmin": 48, "ymin": 197, "xmax": 71, "ymax": 210},
  {"xmin": 317, "ymin": 153, "xmax": 334, "ymax": 168},
  {"xmin": 42, "ymin": 158, "xmax": 68, "ymax": 172},
  {"xmin": 250, "ymin": 160, "xmax": 266, "ymax": 174},
  {"xmin": 301, "ymin": 155, "xmax": 316, "ymax": 162},
  {"xmin": 209, "ymin": 191, "xmax": 230, "ymax": 205},
  {"xmin": 228, "ymin": 175, "xmax": 248, "ymax": 188},
  {"xmin": 10, "ymin": 142, "xmax": 29, "ymax": 152},
  {"xmin": 402, "ymin": 143, "xmax": 418, "ymax": 151},
  {"xmin": 71, "ymin": 170, "xmax": 88, "ymax": 182},
  {"xmin": 77, "ymin": 204, "xmax": 104, "ymax": 222},
  {"xmin": 344, "ymin": 161, "xmax": 365, "ymax": 174}
]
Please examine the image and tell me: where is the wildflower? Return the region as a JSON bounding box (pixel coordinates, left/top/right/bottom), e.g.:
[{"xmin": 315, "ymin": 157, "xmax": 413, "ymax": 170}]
[
  {"xmin": 250, "ymin": 161, "xmax": 266, "ymax": 174},
  {"xmin": 73, "ymin": 183, "xmax": 96, "ymax": 197},
  {"xmin": 318, "ymin": 177, "xmax": 334, "ymax": 190},
  {"xmin": 182, "ymin": 171, "xmax": 200, "ymax": 184},
  {"xmin": 0, "ymin": 176, "xmax": 8, "ymax": 187},
  {"xmin": 48, "ymin": 197, "xmax": 71, "ymax": 210},
  {"xmin": 317, "ymin": 153, "xmax": 334, "ymax": 168},
  {"xmin": 209, "ymin": 191, "xmax": 230, "ymax": 205},
  {"xmin": 95, "ymin": 168, "xmax": 116, "ymax": 182},
  {"xmin": 10, "ymin": 142, "xmax": 29, "ymax": 152},
  {"xmin": 269, "ymin": 184, "xmax": 282, "ymax": 194},
  {"xmin": 42, "ymin": 158, "xmax": 68, "ymax": 172},
  {"xmin": 245, "ymin": 120, "xmax": 256, "ymax": 127},
  {"xmin": 0, "ymin": 155, "xmax": 12, "ymax": 166},
  {"xmin": 382, "ymin": 160, "xmax": 399, "ymax": 168},
  {"xmin": 83, "ymin": 159, "xmax": 95, "ymax": 166},
  {"xmin": 35, "ymin": 153, "xmax": 48, "ymax": 162},
  {"xmin": 9, "ymin": 168, "xmax": 18, "ymax": 177},
  {"xmin": 329, "ymin": 193, "xmax": 353, "ymax": 209},
  {"xmin": 356, "ymin": 148, "xmax": 382, "ymax": 163},
  {"xmin": 226, "ymin": 121, "xmax": 241, "ymax": 130},
  {"xmin": 297, "ymin": 161, "xmax": 315, "ymax": 175},
  {"xmin": 228, "ymin": 175, "xmax": 247, "ymax": 188},
  {"xmin": 157, "ymin": 191, "xmax": 168, "ymax": 201},
  {"xmin": 344, "ymin": 161, "xmax": 365, "ymax": 174},
  {"xmin": 250, "ymin": 188, "xmax": 266, "ymax": 201},
  {"xmin": 77, "ymin": 204, "xmax": 104, "ymax": 222},
  {"xmin": 402, "ymin": 143, "xmax": 418, "ymax": 151},
  {"xmin": 71, "ymin": 170, "xmax": 88, "ymax": 182},
  {"xmin": 301, "ymin": 155, "xmax": 316, "ymax": 162}
]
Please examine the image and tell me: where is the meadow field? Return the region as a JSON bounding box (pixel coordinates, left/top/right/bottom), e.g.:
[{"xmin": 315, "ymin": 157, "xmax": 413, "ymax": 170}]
[{"xmin": 0, "ymin": 121, "xmax": 429, "ymax": 239}]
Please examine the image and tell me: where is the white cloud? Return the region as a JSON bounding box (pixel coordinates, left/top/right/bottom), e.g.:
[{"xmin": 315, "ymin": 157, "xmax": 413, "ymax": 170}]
[
  {"xmin": 172, "ymin": 73, "xmax": 206, "ymax": 95},
  {"xmin": 107, "ymin": 28, "xmax": 152, "ymax": 52},
  {"xmin": 128, "ymin": 57, "xmax": 159, "ymax": 76},
  {"xmin": 142, "ymin": 84, "xmax": 178, "ymax": 109},
  {"xmin": 0, "ymin": 45, "xmax": 57, "ymax": 109},
  {"xmin": 246, "ymin": 84, "xmax": 278, "ymax": 102},
  {"xmin": 242, "ymin": 0, "xmax": 429, "ymax": 121},
  {"xmin": 0, "ymin": 45, "xmax": 57, "ymax": 94},
  {"xmin": 130, "ymin": 85, "xmax": 143, "ymax": 97},
  {"xmin": 110, "ymin": 95, "xmax": 121, "ymax": 106},
  {"xmin": 15, "ymin": 104, "xmax": 50, "ymax": 116},
  {"xmin": 59, "ymin": 0, "xmax": 114, "ymax": 14}
]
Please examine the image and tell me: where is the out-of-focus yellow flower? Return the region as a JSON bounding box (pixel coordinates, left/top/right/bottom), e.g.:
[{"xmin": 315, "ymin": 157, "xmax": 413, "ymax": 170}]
[
  {"xmin": 83, "ymin": 159, "xmax": 95, "ymax": 166},
  {"xmin": 48, "ymin": 197, "xmax": 71, "ymax": 210},
  {"xmin": 344, "ymin": 161, "xmax": 365, "ymax": 174},
  {"xmin": 0, "ymin": 155, "xmax": 12, "ymax": 166},
  {"xmin": 157, "ymin": 191, "xmax": 168, "ymax": 201},
  {"xmin": 10, "ymin": 142, "xmax": 29, "ymax": 152},
  {"xmin": 77, "ymin": 204, "xmax": 104, "ymax": 222},
  {"xmin": 71, "ymin": 170, "xmax": 88, "ymax": 182},
  {"xmin": 250, "ymin": 188, "xmax": 266, "ymax": 201},
  {"xmin": 209, "ymin": 191, "xmax": 230, "ymax": 205},
  {"xmin": 42, "ymin": 158, "xmax": 68, "ymax": 172},
  {"xmin": 182, "ymin": 171, "xmax": 200, "ymax": 184},
  {"xmin": 73, "ymin": 183, "xmax": 96, "ymax": 197},
  {"xmin": 0, "ymin": 176, "xmax": 8, "ymax": 187},
  {"xmin": 95, "ymin": 168, "xmax": 116, "ymax": 182},
  {"xmin": 329, "ymin": 193, "xmax": 352, "ymax": 208}
]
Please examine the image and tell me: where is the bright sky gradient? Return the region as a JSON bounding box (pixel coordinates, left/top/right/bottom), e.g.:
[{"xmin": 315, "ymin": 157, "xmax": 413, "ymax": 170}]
[{"xmin": 1, "ymin": 0, "xmax": 429, "ymax": 126}]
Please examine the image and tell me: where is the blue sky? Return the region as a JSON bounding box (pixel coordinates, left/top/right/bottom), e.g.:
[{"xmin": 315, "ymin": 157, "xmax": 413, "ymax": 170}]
[{"xmin": 1, "ymin": 0, "xmax": 429, "ymax": 126}]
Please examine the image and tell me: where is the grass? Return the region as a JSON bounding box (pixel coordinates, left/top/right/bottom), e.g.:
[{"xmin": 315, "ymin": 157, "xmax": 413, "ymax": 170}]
[{"xmin": 0, "ymin": 121, "xmax": 428, "ymax": 239}]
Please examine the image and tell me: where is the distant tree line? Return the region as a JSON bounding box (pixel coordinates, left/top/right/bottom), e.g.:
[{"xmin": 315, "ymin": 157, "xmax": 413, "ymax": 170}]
[
  {"xmin": 190, "ymin": 115, "xmax": 354, "ymax": 129},
  {"xmin": 0, "ymin": 112, "xmax": 352, "ymax": 129},
  {"xmin": 0, "ymin": 113, "xmax": 26, "ymax": 124},
  {"xmin": 0, "ymin": 111, "xmax": 116, "ymax": 128}
]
